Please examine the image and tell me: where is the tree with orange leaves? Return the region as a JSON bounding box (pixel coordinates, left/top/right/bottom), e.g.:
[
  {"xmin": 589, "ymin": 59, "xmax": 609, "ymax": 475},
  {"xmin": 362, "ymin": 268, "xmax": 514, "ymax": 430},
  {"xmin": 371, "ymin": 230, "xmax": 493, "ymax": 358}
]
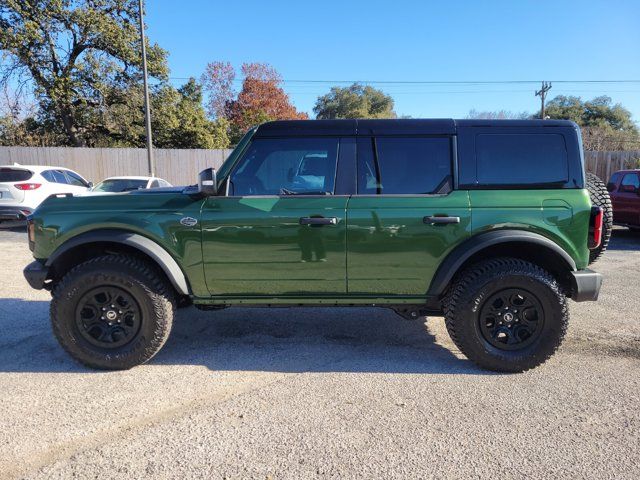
[{"xmin": 201, "ymin": 62, "xmax": 307, "ymax": 143}]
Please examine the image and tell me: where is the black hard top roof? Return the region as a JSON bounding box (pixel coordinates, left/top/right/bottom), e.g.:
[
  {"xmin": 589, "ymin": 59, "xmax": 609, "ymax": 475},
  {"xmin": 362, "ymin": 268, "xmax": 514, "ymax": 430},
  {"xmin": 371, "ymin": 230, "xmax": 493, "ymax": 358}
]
[{"xmin": 254, "ymin": 118, "xmax": 577, "ymax": 137}]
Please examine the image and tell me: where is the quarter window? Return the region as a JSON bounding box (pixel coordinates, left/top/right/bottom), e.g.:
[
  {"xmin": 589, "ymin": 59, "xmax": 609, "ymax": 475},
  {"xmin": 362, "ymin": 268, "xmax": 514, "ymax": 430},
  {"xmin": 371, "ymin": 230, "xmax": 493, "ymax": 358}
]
[
  {"xmin": 357, "ymin": 137, "xmax": 452, "ymax": 195},
  {"xmin": 230, "ymin": 137, "xmax": 339, "ymax": 196},
  {"xmin": 475, "ymin": 133, "xmax": 568, "ymax": 186}
]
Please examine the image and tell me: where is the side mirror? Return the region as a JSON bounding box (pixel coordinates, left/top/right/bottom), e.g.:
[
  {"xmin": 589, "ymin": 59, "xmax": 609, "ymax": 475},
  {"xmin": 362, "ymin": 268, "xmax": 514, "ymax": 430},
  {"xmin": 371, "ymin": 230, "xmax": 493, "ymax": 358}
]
[
  {"xmin": 197, "ymin": 168, "xmax": 218, "ymax": 196},
  {"xmin": 606, "ymin": 183, "xmax": 616, "ymax": 193}
]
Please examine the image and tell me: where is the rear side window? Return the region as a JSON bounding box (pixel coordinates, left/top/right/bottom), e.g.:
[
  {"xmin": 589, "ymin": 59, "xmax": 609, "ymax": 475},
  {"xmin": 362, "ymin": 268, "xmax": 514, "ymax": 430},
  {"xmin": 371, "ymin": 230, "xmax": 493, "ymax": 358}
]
[
  {"xmin": 357, "ymin": 137, "xmax": 452, "ymax": 195},
  {"xmin": 0, "ymin": 168, "xmax": 32, "ymax": 182},
  {"xmin": 476, "ymin": 133, "xmax": 568, "ymax": 186},
  {"xmin": 42, "ymin": 170, "xmax": 68, "ymax": 184}
]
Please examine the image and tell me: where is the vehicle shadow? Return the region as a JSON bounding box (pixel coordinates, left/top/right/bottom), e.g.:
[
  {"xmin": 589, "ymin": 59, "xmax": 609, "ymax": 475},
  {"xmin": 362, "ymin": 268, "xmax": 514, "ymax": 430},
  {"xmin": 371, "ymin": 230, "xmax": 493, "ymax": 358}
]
[
  {"xmin": 0, "ymin": 221, "xmax": 26, "ymax": 232},
  {"xmin": 607, "ymin": 227, "xmax": 640, "ymax": 251},
  {"xmin": 0, "ymin": 298, "xmax": 489, "ymax": 375}
]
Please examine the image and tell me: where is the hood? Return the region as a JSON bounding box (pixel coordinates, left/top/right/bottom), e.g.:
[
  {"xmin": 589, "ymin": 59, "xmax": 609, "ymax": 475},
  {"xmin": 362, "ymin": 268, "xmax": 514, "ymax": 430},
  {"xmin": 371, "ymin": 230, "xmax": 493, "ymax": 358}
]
[{"xmin": 35, "ymin": 187, "xmax": 198, "ymax": 216}]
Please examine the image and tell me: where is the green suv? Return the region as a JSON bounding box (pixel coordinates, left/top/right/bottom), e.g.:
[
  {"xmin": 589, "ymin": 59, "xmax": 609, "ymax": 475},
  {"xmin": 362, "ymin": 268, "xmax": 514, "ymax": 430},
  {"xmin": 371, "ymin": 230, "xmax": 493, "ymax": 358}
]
[{"xmin": 23, "ymin": 119, "xmax": 610, "ymax": 372}]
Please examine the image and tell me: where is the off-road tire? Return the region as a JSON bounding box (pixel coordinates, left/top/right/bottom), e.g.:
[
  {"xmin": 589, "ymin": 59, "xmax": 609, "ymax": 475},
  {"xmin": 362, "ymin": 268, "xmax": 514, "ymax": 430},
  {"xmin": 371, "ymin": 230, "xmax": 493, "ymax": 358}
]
[
  {"xmin": 444, "ymin": 258, "xmax": 568, "ymax": 373},
  {"xmin": 586, "ymin": 172, "xmax": 612, "ymax": 264},
  {"xmin": 51, "ymin": 255, "xmax": 175, "ymax": 370}
]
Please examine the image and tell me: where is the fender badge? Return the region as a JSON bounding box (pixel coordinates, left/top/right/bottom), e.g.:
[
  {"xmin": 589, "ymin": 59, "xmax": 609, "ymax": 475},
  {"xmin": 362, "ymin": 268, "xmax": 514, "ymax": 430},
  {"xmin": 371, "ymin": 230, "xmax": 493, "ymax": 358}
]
[{"xmin": 180, "ymin": 217, "xmax": 198, "ymax": 227}]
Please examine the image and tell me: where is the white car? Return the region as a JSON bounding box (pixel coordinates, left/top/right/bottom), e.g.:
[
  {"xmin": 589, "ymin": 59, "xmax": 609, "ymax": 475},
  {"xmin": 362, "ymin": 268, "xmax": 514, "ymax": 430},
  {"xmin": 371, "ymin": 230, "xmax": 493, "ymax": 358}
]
[
  {"xmin": 91, "ymin": 176, "xmax": 172, "ymax": 193},
  {"xmin": 0, "ymin": 164, "xmax": 91, "ymax": 221}
]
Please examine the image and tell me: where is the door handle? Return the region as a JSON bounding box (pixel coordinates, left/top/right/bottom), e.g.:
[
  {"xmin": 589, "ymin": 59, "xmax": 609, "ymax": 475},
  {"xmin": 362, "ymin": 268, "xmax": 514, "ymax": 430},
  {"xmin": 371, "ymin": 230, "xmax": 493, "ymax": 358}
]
[
  {"xmin": 423, "ymin": 215, "xmax": 461, "ymax": 225},
  {"xmin": 299, "ymin": 217, "xmax": 338, "ymax": 226}
]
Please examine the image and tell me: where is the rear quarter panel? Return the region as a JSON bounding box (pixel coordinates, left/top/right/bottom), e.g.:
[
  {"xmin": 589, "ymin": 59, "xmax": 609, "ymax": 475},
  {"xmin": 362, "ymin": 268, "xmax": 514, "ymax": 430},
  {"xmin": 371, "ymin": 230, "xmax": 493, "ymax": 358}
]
[{"xmin": 470, "ymin": 189, "xmax": 591, "ymax": 270}]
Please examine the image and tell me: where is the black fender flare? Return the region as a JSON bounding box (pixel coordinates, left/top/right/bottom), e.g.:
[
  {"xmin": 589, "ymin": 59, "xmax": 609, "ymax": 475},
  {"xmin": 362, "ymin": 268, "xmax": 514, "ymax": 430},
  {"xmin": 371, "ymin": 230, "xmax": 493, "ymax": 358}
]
[
  {"xmin": 426, "ymin": 230, "xmax": 577, "ymax": 297},
  {"xmin": 46, "ymin": 229, "xmax": 191, "ymax": 295}
]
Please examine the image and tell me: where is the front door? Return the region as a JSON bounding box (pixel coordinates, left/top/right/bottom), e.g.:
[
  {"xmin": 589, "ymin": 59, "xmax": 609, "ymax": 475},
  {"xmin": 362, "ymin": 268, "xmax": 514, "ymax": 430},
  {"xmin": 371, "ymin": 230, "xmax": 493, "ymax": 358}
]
[
  {"xmin": 347, "ymin": 136, "xmax": 471, "ymax": 296},
  {"xmin": 201, "ymin": 136, "xmax": 349, "ymax": 296},
  {"xmin": 613, "ymin": 172, "xmax": 640, "ymax": 225}
]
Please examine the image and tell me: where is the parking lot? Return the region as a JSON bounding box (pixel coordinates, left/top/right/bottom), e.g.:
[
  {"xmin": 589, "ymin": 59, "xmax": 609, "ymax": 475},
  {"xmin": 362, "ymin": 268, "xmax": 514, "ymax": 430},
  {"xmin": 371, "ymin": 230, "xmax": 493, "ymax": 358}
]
[{"xmin": 0, "ymin": 224, "xmax": 639, "ymax": 479}]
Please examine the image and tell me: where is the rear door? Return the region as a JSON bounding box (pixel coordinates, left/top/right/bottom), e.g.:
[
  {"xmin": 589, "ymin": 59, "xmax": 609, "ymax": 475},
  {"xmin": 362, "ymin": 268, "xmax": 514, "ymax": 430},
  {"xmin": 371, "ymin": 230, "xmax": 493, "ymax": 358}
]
[
  {"xmin": 346, "ymin": 136, "xmax": 471, "ymax": 296},
  {"xmin": 201, "ymin": 136, "xmax": 352, "ymax": 296}
]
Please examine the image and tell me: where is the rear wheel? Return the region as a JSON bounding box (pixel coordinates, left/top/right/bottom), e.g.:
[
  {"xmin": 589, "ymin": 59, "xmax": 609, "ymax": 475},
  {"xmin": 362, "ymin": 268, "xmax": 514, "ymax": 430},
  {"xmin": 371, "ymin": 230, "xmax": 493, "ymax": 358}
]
[
  {"xmin": 444, "ymin": 258, "xmax": 568, "ymax": 373},
  {"xmin": 51, "ymin": 255, "xmax": 175, "ymax": 370},
  {"xmin": 586, "ymin": 173, "xmax": 612, "ymax": 264}
]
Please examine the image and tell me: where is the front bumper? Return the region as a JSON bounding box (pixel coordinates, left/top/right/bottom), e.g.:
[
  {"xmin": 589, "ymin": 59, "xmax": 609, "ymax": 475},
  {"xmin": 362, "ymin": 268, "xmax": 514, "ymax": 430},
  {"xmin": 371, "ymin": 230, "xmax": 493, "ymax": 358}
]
[
  {"xmin": 0, "ymin": 206, "xmax": 32, "ymax": 221},
  {"xmin": 569, "ymin": 269, "xmax": 603, "ymax": 302},
  {"xmin": 23, "ymin": 260, "xmax": 49, "ymax": 290}
]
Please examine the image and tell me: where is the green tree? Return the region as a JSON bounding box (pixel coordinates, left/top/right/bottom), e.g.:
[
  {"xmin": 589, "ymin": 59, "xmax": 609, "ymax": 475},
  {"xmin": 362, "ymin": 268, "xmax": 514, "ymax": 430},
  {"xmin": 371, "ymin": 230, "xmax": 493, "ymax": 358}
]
[
  {"xmin": 313, "ymin": 83, "xmax": 396, "ymax": 119},
  {"xmin": 544, "ymin": 95, "xmax": 639, "ymax": 150},
  {"xmin": 152, "ymin": 79, "xmax": 229, "ymax": 149},
  {"xmin": 0, "ymin": 0, "xmax": 168, "ymax": 146},
  {"xmin": 1, "ymin": 79, "xmax": 230, "ymax": 148},
  {"xmin": 544, "ymin": 95, "xmax": 637, "ymax": 130}
]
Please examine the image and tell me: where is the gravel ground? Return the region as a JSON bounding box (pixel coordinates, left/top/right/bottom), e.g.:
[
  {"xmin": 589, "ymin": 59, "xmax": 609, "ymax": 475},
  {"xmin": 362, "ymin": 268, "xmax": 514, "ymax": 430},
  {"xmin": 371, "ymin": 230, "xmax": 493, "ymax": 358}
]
[{"xmin": 0, "ymin": 224, "xmax": 639, "ymax": 479}]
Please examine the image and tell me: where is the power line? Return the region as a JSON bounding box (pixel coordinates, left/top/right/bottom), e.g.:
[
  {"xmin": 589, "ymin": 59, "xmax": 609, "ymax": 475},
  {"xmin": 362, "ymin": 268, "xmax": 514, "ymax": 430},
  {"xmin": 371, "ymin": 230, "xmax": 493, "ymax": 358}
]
[{"xmin": 166, "ymin": 77, "xmax": 640, "ymax": 85}]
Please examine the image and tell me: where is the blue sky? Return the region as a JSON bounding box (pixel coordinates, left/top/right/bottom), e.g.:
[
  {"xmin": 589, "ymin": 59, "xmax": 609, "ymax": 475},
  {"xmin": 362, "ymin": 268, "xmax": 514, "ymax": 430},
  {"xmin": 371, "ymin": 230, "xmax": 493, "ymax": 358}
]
[{"xmin": 147, "ymin": 0, "xmax": 640, "ymax": 123}]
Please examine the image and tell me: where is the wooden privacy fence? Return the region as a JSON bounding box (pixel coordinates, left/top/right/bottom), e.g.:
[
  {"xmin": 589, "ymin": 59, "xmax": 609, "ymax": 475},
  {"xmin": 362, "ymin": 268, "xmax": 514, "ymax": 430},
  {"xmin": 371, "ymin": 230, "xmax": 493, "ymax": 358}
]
[
  {"xmin": 1, "ymin": 146, "xmax": 639, "ymax": 186},
  {"xmin": 0, "ymin": 147, "xmax": 233, "ymax": 186},
  {"xmin": 584, "ymin": 150, "xmax": 640, "ymax": 181}
]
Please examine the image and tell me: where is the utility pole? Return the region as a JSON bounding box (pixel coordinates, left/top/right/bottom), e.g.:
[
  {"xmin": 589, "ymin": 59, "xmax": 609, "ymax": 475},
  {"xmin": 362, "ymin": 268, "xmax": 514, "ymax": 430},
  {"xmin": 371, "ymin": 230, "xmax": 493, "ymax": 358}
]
[
  {"xmin": 535, "ymin": 81, "xmax": 552, "ymax": 119},
  {"xmin": 138, "ymin": 0, "xmax": 155, "ymax": 176}
]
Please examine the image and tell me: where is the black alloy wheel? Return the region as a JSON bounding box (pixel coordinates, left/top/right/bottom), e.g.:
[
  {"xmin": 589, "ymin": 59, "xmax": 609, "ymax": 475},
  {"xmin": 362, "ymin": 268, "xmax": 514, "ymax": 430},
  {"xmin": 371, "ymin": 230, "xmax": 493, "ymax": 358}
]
[
  {"xmin": 478, "ymin": 288, "xmax": 544, "ymax": 351},
  {"xmin": 75, "ymin": 286, "xmax": 142, "ymax": 348}
]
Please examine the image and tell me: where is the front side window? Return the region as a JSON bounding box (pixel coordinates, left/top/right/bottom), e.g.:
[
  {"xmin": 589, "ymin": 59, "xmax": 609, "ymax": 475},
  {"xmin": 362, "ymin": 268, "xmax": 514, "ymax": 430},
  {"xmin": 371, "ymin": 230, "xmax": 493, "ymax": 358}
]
[
  {"xmin": 607, "ymin": 172, "xmax": 622, "ymax": 192},
  {"xmin": 357, "ymin": 136, "xmax": 452, "ymax": 195},
  {"xmin": 476, "ymin": 133, "xmax": 568, "ymax": 186},
  {"xmin": 64, "ymin": 170, "xmax": 89, "ymax": 187},
  {"xmin": 229, "ymin": 137, "xmax": 339, "ymax": 196}
]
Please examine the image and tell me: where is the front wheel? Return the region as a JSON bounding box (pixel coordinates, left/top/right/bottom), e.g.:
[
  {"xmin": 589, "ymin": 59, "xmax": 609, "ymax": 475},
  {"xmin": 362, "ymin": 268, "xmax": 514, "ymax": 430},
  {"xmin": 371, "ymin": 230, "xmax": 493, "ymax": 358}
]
[
  {"xmin": 51, "ymin": 255, "xmax": 175, "ymax": 370},
  {"xmin": 444, "ymin": 258, "xmax": 568, "ymax": 372}
]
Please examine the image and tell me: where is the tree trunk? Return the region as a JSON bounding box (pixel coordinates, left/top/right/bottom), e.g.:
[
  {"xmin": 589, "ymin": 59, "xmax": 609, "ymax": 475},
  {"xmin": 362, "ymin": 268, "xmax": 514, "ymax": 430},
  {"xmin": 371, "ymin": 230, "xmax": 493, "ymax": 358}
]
[{"xmin": 60, "ymin": 106, "xmax": 85, "ymax": 147}]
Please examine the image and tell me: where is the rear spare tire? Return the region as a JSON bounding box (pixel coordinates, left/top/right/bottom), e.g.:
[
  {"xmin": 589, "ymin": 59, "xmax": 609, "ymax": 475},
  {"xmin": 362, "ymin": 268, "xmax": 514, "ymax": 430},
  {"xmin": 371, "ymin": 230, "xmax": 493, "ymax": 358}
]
[{"xmin": 586, "ymin": 173, "xmax": 612, "ymax": 264}]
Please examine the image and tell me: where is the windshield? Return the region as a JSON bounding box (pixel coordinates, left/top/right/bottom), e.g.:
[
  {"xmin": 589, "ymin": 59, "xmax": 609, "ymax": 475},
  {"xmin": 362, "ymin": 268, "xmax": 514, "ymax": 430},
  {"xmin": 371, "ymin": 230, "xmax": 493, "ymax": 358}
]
[
  {"xmin": 216, "ymin": 127, "xmax": 257, "ymax": 187},
  {"xmin": 92, "ymin": 179, "xmax": 148, "ymax": 192}
]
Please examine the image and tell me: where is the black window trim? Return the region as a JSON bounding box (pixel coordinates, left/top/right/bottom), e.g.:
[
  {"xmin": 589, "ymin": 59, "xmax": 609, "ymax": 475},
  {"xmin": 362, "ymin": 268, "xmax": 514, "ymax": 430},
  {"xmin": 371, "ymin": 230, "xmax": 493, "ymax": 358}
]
[{"xmin": 354, "ymin": 134, "xmax": 456, "ymax": 197}]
